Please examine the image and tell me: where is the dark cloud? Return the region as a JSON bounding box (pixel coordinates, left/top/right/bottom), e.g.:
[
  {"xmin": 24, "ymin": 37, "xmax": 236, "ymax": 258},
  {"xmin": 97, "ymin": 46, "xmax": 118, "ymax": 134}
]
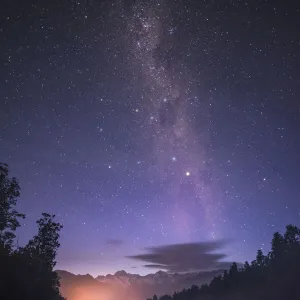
[
  {"xmin": 106, "ymin": 239, "xmax": 124, "ymax": 246},
  {"xmin": 127, "ymin": 240, "xmax": 231, "ymax": 273}
]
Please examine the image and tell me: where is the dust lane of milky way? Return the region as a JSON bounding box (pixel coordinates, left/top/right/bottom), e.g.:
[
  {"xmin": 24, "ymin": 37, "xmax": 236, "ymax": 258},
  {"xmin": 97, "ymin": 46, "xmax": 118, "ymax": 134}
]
[
  {"xmin": 123, "ymin": 0, "xmax": 222, "ymax": 239},
  {"xmin": 2, "ymin": 0, "xmax": 300, "ymax": 276}
]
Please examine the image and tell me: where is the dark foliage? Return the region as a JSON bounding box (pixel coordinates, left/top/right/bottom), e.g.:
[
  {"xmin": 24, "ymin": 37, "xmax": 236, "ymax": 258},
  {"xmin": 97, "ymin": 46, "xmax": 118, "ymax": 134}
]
[
  {"xmin": 0, "ymin": 163, "xmax": 64, "ymax": 300},
  {"xmin": 148, "ymin": 225, "xmax": 300, "ymax": 300},
  {"xmin": 0, "ymin": 163, "xmax": 25, "ymax": 249}
]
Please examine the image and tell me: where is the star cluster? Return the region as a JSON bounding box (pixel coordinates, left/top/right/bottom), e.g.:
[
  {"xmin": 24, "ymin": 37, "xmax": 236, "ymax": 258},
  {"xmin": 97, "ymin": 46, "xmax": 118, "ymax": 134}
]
[{"xmin": 0, "ymin": 0, "xmax": 300, "ymax": 276}]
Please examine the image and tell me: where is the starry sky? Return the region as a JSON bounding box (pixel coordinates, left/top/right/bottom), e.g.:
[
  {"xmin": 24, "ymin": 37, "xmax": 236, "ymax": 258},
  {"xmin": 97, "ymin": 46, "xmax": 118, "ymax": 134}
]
[{"xmin": 1, "ymin": 0, "xmax": 300, "ymax": 276}]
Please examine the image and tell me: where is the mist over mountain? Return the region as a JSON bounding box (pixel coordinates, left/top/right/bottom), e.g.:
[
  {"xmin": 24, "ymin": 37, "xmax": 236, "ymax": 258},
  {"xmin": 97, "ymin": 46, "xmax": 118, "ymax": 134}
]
[{"xmin": 57, "ymin": 269, "xmax": 224, "ymax": 300}]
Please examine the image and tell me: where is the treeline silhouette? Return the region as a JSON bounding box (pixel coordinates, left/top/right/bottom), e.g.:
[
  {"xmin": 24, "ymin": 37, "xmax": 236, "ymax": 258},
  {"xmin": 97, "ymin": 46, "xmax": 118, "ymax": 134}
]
[
  {"xmin": 148, "ymin": 224, "xmax": 300, "ymax": 300},
  {"xmin": 0, "ymin": 163, "xmax": 64, "ymax": 300},
  {"xmin": 2, "ymin": 161, "xmax": 300, "ymax": 300}
]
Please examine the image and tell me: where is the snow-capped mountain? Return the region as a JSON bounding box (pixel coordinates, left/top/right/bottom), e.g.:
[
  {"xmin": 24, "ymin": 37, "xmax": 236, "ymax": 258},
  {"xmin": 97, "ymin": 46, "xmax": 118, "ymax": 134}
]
[{"xmin": 57, "ymin": 269, "xmax": 224, "ymax": 300}]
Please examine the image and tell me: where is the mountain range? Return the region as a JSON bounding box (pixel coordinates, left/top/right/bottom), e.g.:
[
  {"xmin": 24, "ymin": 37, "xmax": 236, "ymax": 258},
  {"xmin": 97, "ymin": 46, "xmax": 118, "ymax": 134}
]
[{"xmin": 57, "ymin": 269, "xmax": 224, "ymax": 300}]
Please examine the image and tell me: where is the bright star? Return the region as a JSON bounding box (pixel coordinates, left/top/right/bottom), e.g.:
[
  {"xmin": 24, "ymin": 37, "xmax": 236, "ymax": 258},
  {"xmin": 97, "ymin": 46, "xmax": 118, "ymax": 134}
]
[{"xmin": 186, "ymin": 171, "xmax": 190, "ymax": 176}]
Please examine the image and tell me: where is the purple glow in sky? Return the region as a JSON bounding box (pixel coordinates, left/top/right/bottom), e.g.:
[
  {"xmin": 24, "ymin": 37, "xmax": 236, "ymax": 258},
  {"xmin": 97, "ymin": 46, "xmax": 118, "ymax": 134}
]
[{"xmin": 1, "ymin": 0, "xmax": 300, "ymax": 276}]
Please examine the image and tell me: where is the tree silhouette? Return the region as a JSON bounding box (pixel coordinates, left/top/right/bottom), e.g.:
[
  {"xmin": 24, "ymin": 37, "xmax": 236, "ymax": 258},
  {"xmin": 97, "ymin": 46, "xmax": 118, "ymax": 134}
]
[
  {"xmin": 19, "ymin": 213, "xmax": 64, "ymax": 299},
  {"xmin": 0, "ymin": 163, "xmax": 25, "ymax": 249},
  {"xmin": 0, "ymin": 163, "xmax": 64, "ymax": 300},
  {"xmin": 147, "ymin": 224, "xmax": 300, "ymax": 300},
  {"xmin": 24, "ymin": 213, "xmax": 63, "ymax": 269}
]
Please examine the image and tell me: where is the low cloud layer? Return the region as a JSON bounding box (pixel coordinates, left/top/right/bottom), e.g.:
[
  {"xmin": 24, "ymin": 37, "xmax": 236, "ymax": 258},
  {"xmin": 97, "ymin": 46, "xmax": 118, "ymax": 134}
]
[{"xmin": 127, "ymin": 240, "xmax": 231, "ymax": 273}]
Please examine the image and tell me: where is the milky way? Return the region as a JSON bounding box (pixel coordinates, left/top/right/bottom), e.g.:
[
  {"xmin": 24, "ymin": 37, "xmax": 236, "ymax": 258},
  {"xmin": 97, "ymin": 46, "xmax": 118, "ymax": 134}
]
[
  {"xmin": 124, "ymin": 0, "xmax": 221, "ymax": 238},
  {"xmin": 1, "ymin": 0, "xmax": 300, "ymax": 276}
]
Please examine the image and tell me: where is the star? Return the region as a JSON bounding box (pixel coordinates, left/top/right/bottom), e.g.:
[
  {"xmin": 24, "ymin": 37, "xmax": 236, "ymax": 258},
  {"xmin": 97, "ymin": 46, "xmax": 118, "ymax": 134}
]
[{"xmin": 1, "ymin": 0, "xmax": 299, "ymax": 283}]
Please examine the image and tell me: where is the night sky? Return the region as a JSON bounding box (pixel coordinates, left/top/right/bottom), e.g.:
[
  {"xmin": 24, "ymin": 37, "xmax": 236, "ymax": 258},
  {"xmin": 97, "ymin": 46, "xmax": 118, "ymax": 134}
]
[{"xmin": 1, "ymin": 0, "xmax": 300, "ymax": 276}]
